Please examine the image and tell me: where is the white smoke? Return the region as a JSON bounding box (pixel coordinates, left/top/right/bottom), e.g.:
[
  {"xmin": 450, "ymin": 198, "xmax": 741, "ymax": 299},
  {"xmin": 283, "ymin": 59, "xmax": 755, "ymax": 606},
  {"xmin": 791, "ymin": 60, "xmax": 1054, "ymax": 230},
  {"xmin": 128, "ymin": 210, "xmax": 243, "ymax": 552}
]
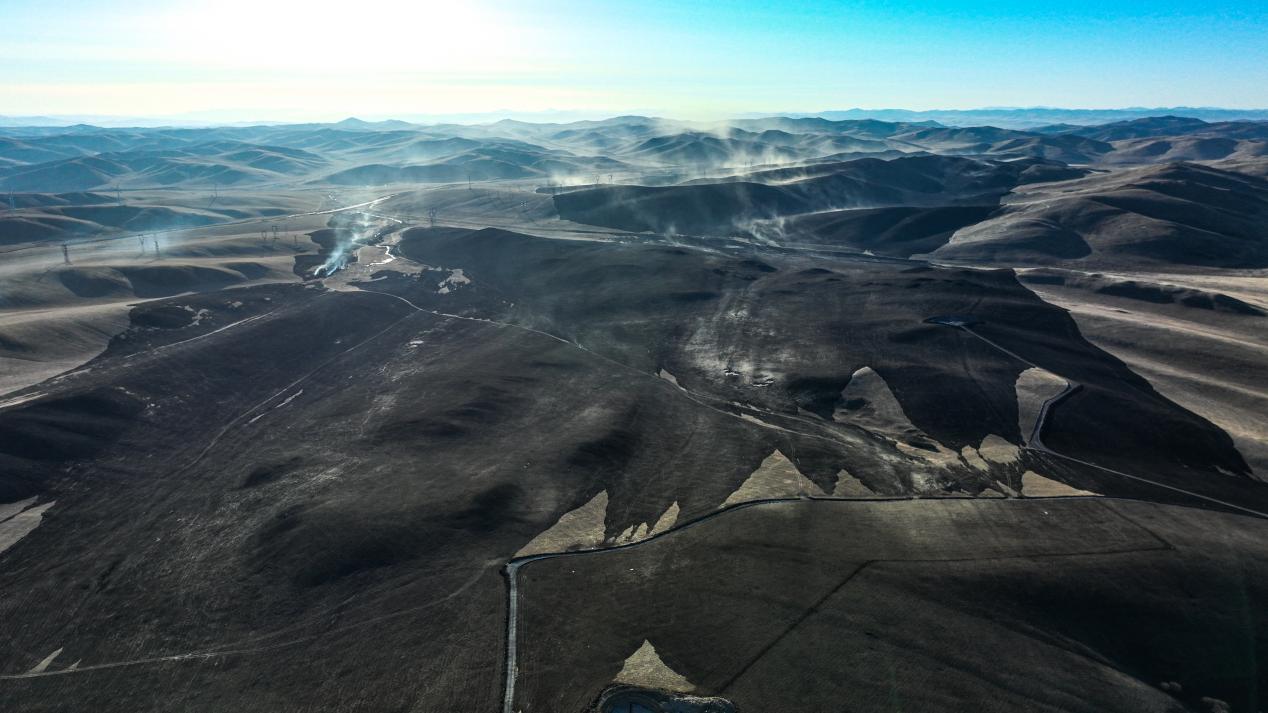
[{"xmin": 314, "ymin": 211, "xmax": 391, "ymax": 277}]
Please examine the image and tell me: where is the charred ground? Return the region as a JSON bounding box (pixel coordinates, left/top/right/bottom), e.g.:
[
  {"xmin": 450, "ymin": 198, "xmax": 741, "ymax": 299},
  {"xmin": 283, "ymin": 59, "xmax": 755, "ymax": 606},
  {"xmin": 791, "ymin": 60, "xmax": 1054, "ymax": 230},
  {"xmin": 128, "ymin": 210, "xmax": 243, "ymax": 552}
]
[{"xmin": 2, "ymin": 113, "xmax": 1267, "ymax": 713}]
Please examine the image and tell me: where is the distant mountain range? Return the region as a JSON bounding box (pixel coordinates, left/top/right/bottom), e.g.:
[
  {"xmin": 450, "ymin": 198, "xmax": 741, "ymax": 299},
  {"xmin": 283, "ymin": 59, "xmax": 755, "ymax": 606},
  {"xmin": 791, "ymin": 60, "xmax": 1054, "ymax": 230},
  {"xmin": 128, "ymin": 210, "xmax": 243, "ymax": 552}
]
[
  {"xmin": 4, "ymin": 112, "xmax": 1268, "ymax": 272},
  {"xmin": 6, "ymin": 107, "xmax": 1268, "ymax": 130},
  {"xmin": 5, "ymin": 113, "xmax": 1266, "ymax": 194},
  {"xmin": 785, "ymin": 108, "xmax": 1268, "ymax": 129}
]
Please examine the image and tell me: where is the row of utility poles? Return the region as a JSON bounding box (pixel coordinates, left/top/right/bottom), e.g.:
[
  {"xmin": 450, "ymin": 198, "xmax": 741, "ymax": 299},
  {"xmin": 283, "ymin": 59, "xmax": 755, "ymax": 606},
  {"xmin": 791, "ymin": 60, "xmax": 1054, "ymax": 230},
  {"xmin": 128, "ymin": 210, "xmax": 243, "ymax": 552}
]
[
  {"xmin": 58, "ymin": 232, "xmax": 162, "ymax": 265},
  {"xmin": 260, "ymin": 219, "xmax": 300, "ymax": 247},
  {"xmin": 31, "ymin": 184, "xmax": 504, "ymax": 269},
  {"xmin": 7, "ymin": 183, "xmax": 131, "ymax": 212}
]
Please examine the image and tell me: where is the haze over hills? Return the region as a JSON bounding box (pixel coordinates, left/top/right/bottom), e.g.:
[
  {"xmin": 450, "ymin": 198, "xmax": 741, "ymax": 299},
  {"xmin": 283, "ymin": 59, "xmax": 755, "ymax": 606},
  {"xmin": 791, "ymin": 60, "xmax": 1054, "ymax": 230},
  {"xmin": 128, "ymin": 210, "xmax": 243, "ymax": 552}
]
[
  {"xmin": 3, "ymin": 112, "xmax": 1267, "ymax": 223},
  {"xmin": 2, "ymin": 108, "xmax": 1268, "ymax": 713},
  {"xmin": 7, "ymin": 107, "xmax": 1268, "ymax": 130}
]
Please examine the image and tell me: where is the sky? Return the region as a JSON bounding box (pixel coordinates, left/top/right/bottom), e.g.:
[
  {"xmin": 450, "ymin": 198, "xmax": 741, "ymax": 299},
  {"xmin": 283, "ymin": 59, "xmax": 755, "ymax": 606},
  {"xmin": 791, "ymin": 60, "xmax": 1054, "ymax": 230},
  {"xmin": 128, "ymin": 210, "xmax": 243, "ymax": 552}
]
[{"xmin": 1, "ymin": 0, "xmax": 1266, "ymax": 121}]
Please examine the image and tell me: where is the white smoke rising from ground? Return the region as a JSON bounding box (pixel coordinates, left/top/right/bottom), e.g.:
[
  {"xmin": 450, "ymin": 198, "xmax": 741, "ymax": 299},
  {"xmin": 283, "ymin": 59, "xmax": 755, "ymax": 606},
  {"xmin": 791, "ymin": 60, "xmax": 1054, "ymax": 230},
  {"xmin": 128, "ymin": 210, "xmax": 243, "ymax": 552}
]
[
  {"xmin": 315, "ymin": 244, "xmax": 350, "ymax": 277},
  {"xmin": 738, "ymin": 215, "xmax": 792, "ymax": 246},
  {"xmin": 543, "ymin": 174, "xmax": 606, "ymax": 188},
  {"xmin": 315, "ymin": 212, "xmax": 392, "ymax": 277}
]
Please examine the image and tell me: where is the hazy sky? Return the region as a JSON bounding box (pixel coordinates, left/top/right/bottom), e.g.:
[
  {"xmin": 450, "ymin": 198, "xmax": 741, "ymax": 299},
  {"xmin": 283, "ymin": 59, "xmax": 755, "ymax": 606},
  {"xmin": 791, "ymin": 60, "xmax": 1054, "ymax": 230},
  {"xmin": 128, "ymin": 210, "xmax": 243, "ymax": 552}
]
[{"xmin": 2, "ymin": 0, "xmax": 1266, "ymax": 120}]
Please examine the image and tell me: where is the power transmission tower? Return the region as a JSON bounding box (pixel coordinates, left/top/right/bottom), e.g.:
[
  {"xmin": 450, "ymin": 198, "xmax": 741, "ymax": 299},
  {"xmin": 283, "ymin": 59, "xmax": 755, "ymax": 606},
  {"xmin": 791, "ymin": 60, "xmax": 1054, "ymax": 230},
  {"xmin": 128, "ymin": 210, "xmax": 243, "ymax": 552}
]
[
  {"xmin": 115, "ymin": 185, "xmax": 123, "ymax": 206},
  {"xmin": 153, "ymin": 236, "xmax": 160, "ymax": 259},
  {"xmin": 62, "ymin": 243, "xmax": 70, "ymax": 264},
  {"xmin": 427, "ymin": 207, "xmax": 439, "ymax": 228}
]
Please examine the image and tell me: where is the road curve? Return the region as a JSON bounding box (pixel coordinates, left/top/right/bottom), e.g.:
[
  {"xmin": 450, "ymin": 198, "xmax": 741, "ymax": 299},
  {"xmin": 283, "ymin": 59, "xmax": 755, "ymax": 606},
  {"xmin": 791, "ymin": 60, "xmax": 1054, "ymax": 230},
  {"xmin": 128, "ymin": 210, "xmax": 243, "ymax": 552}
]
[
  {"xmin": 496, "ymin": 488, "xmax": 1251, "ymax": 713},
  {"xmin": 952, "ymin": 323, "xmax": 1268, "ymax": 519}
]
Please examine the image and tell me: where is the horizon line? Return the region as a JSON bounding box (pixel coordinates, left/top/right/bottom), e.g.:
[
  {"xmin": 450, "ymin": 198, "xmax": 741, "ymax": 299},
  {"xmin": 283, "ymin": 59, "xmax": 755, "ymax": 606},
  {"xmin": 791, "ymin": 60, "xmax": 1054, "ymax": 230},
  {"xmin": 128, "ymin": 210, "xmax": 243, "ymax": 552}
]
[{"xmin": 4, "ymin": 105, "xmax": 1268, "ymax": 130}]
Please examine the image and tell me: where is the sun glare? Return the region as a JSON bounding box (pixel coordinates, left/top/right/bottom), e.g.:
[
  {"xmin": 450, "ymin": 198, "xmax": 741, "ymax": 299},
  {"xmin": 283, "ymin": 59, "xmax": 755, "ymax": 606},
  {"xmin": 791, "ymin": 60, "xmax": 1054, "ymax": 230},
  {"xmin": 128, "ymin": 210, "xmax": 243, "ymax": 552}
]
[{"xmin": 155, "ymin": 0, "xmax": 523, "ymax": 74}]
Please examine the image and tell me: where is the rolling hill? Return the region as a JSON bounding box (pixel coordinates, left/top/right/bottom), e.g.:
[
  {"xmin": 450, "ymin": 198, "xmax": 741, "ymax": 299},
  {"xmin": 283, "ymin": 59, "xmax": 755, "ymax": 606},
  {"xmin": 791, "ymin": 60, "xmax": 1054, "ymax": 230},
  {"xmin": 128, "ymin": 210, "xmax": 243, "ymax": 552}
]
[
  {"xmin": 932, "ymin": 161, "xmax": 1268, "ymax": 268},
  {"xmin": 554, "ymin": 155, "xmax": 1088, "ymax": 235}
]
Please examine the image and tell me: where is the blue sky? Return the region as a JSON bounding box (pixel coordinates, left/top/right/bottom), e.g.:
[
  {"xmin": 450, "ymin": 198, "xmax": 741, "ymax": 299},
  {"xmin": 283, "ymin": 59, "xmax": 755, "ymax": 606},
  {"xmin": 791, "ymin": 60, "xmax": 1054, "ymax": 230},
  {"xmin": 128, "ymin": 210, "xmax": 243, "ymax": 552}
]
[{"xmin": 1, "ymin": 0, "xmax": 1265, "ymax": 119}]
